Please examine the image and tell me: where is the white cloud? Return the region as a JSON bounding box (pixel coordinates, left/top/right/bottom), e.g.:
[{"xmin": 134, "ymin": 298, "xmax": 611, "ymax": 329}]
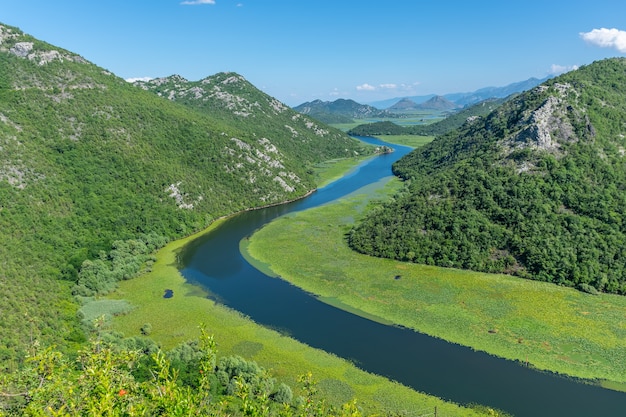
[
  {"xmin": 549, "ymin": 64, "xmax": 579, "ymax": 75},
  {"xmin": 580, "ymin": 28, "xmax": 626, "ymax": 53},
  {"xmin": 181, "ymin": 0, "xmax": 216, "ymax": 5},
  {"xmin": 125, "ymin": 77, "xmax": 153, "ymax": 83},
  {"xmin": 356, "ymin": 82, "xmax": 420, "ymax": 93},
  {"xmin": 356, "ymin": 83, "xmax": 376, "ymax": 91}
]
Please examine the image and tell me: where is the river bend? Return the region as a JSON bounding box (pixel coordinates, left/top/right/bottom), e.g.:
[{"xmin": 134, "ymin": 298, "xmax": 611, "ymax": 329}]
[{"xmin": 180, "ymin": 136, "xmax": 626, "ymax": 416}]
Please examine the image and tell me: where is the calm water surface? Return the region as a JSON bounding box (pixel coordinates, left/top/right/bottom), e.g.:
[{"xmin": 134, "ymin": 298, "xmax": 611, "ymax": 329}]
[{"xmin": 180, "ymin": 137, "xmax": 626, "ymax": 416}]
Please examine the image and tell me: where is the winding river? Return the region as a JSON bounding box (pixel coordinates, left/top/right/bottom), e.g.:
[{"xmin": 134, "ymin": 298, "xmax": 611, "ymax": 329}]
[{"xmin": 180, "ymin": 136, "xmax": 626, "ymax": 416}]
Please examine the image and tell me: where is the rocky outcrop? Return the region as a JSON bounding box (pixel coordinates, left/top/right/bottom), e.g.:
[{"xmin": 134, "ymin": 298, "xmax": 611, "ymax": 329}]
[
  {"xmin": 9, "ymin": 41, "xmax": 32, "ymax": 57},
  {"xmin": 499, "ymin": 83, "xmax": 593, "ymax": 172}
]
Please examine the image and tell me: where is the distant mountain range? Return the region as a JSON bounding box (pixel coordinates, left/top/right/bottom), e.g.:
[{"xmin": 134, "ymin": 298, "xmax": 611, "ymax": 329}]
[
  {"xmin": 369, "ymin": 76, "xmax": 552, "ymax": 109},
  {"xmin": 293, "ymin": 98, "xmax": 397, "ymax": 124},
  {"xmin": 388, "ymin": 95, "xmax": 460, "ymax": 111},
  {"xmin": 293, "ymin": 77, "xmax": 551, "ymax": 122},
  {"xmin": 349, "ymin": 97, "xmax": 506, "ymax": 137}
]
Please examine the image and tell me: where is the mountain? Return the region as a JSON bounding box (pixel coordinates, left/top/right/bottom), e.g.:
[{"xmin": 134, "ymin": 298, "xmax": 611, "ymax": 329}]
[
  {"xmin": 131, "ymin": 73, "xmax": 366, "ymax": 162},
  {"xmin": 369, "ymin": 94, "xmax": 436, "ymax": 110},
  {"xmin": 296, "ymin": 77, "xmax": 548, "ymax": 122},
  {"xmin": 414, "ymin": 95, "xmax": 459, "ymax": 111},
  {"xmin": 293, "ymin": 98, "xmax": 396, "ymax": 122},
  {"xmin": 388, "ymin": 97, "xmax": 419, "ymax": 111},
  {"xmin": 349, "ymin": 97, "xmax": 508, "ymax": 137},
  {"xmin": 388, "ymin": 95, "xmax": 459, "ymax": 112},
  {"xmin": 0, "ymin": 23, "xmax": 370, "ymax": 363},
  {"xmin": 446, "ymin": 76, "xmax": 552, "ymax": 107},
  {"xmin": 369, "ymin": 77, "xmax": 550, "ymax": 109},
  {"xmin": 348, "ymin": 58, "xmax": 626, "ymax": 295}
]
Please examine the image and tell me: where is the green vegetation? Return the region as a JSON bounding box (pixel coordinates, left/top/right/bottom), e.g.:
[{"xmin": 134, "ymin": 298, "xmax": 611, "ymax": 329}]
[
  {"xmin": 373, "ymin": 135, "xmax": 435, "ymax": 148},
  {"xmin": 293, "ymin": 98, "xmax": 397, "ymax": 122},
  {"xmin": 0, "ymin": 24, "xmax": 490, "ymax": 413},
  {"xmin": 0, "ymin": 329, "xmax": 502, "ymax": 416},
  {"xmin": 349, "ymin": 58, "xmax": 626, "ymax": 294},
  {"xmin": 0, "ymin": 23, "xmax": 370, "ymax": 367},
  {"xmin": 312, "ymin": 155, "xmax": 375, "ymax": 188},
  {"xmin": 0, "ymin": 328, "xmax": 375, "ymax": 416},
  {"xmin": 4, "ymin": 19, "xmax": 626, "ymax": 415},
  {"xmin": 244, "ymin": 176, "xmax": 626, "ymax": 387},
  {"xmin": 102, "ymin": 222, "xmax": 487, "ymax": 416},
  {"xmin": 347, "ymin": 98, "xmax": 507, "ymax": 137}
]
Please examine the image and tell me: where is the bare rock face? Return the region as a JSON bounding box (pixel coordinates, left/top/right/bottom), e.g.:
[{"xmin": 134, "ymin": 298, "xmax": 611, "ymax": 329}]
[
  {"xmin": 9, "ymin": 41, "xmax": 33, "ymax": 57},
  {"xmin": 510, "ymin": 95, "xmax": 563, "ymax": 153},
  {"xmin": 498, "ymin": 83, "xmax": 593, "ymax": 172}
]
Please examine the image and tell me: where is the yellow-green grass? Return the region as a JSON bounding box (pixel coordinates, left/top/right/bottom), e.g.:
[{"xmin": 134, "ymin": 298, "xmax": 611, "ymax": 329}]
[
  {"xmin": 312, "ymin": 154, "xmax": 374, "ymax": 188},
  {"xmin": 106, "ymin": 218, "xmax": 485, "ymax": 416},
  {"xmin": 244, "ymin": 177, "xmax": 626, "ymax": 391},
  {"xmin": 371, "ymin": 135, "xmax": 434, "ymax": 148}
]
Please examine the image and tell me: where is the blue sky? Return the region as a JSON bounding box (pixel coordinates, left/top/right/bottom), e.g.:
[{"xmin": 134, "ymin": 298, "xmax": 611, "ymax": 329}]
[{"xmin": 4, "ymin": 0, "xmax": 626, "ymax": 106}]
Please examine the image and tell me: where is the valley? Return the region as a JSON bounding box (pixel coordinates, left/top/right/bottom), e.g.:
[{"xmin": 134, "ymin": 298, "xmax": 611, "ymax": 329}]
[{"xmin": 2, "ymin": 18, "xmax": 626, "ymax": 416}]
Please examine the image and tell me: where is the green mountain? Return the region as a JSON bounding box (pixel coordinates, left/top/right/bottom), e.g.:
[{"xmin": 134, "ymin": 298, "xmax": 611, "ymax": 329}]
[
  {"xmin": 348, "ymin": 58, "xmax": 626, "ymax": 295},
  {"xmin": 0, "ymin": 23, "xmax": 370, "ymax": 363},
  {"xmin": 385, "ymin": 96, "xmax": 463, "ymax": 112},
  {"xmin": 293, "ymin": 98, "xmax": 397, "ymax": 123},
  {"xmin": 132, "ymin": 74, "xmax": 365, "ymax": 162},
  {"xmin": 348, "ymin": 97, "xmax": 507, "ymax": 137}
]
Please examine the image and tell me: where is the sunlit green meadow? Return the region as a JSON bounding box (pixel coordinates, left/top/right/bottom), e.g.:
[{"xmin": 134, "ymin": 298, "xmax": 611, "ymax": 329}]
[
  {"xmin": 312, "ymin": 154, "xmax": 374, "ymax": 188},
  {"xmin": 105, "ymin": 146, "xmax": 494, "ymax": 415},
  {"xmin": 375, "ymin": 135, "xmax": 434, "ymax": 148},
  {"xmin": 106, "ymin": 216, "xmax": 487, "ymax": 416},
  {"xmin": 244, "ymin": 176, "xmax": 626, "ymax": 390}
]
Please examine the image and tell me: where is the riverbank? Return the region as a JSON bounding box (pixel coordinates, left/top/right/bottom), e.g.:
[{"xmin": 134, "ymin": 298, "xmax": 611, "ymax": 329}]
[
  {"xmin": 106, "ymin": 152, "xmax": 494, "ymax": 416},
  {"xmin": 243, "ymin": 175, "xmax": 626, "ymax": 391}
]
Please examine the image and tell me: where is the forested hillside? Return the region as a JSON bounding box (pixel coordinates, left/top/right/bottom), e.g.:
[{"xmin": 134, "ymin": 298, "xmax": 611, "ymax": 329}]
[
  {"xmin": 133, "ymin": 74, "xmax": 364, "ymax": 162},
  {"xmin": 349, "ymin": 58, "xmax": 626, "ymax": 294},
  {"xmin": 0, "ymin": 23, "xmax": 370, "ymax": 364}
]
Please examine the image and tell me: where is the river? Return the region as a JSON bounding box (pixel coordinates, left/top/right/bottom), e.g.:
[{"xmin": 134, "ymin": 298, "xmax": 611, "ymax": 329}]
[{"xmin": 180, "ymin": 136, "xmax": 626, "ymax": 416}]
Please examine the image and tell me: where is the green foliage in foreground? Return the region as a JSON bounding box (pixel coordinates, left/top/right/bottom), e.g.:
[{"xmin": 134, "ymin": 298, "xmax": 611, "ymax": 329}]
[
  {"xmin": 0, "ymin": 332, "xmax": 508, "ymax": 416},
  {"xmin": 0, "ymin": 330, "xmax": 373, "ymax": 417},
  {"xmin": 244, "ymin": 177, "xmax": 626, "ymax": 386},
  {"xmin": 349, "ymin": 58, "xmax": 626, "ymax": 294}
]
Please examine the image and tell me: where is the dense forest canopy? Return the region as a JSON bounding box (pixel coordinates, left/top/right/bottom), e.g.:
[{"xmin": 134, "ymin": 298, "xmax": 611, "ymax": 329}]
[
  {"xmin": 349, "ymin": 58, "xmax": 626, "ymax": 294},
  {"xmin": 0, "ymin": 23, "xmax": 371, "ymax": 364}
]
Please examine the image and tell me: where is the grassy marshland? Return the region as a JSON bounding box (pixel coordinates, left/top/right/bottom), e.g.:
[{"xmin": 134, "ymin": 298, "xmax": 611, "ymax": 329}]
[
  {"xmin": 106, "ymin": 218, "xmax": 486, "ymax": 416},
  {"xmin": 105, "ymin": 154, "xmax": 494, "ymax": 416},
  {"xmin": 244, "ymin": 177, "xmax": 626, "ymax": 390}
]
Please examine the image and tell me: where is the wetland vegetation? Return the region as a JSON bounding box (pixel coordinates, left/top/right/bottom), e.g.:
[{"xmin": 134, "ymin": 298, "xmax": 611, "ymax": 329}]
[{"xmin": 244, "ymin": 176, "xmax": 626, "ymax": 389}]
